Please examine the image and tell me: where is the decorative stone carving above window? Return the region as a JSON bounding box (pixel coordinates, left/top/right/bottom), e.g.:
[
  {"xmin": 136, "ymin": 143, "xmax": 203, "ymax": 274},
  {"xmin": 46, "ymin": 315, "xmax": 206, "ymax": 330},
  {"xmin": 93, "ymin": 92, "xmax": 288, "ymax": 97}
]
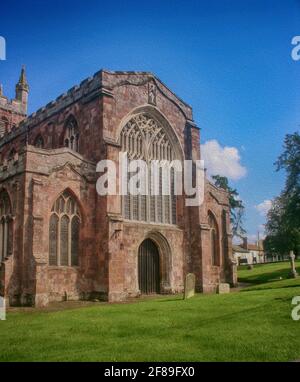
[
  {"xmin": 121, "ymin": 113, "xmax": 174, "ymax": 161},
  {"xmin": 148, "ymin": 82, "xmax": 156, "ymax": 105}
]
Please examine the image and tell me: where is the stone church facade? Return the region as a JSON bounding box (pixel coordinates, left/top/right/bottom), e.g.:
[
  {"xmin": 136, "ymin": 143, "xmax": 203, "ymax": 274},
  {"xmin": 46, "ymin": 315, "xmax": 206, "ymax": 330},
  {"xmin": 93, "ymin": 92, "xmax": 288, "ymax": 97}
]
[{"xmin": 0, "ymin": 68, "xmax": 237, "ymax": 307}]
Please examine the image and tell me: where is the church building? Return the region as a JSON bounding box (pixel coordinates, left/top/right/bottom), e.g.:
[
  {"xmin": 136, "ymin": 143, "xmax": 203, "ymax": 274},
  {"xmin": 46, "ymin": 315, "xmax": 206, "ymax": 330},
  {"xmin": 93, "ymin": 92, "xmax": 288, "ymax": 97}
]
[{"xmin": 0, "ymin": 68, "xmax": 237, "ymax": 306}]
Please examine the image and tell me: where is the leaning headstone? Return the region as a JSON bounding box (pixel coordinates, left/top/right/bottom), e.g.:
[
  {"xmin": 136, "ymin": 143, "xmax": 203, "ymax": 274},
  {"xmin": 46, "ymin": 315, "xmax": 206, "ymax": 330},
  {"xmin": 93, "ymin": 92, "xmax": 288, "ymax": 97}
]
[
  {"xmin": 217, "ymin": 283, "xmax": 230, "ymax": 294},
  {"xmin": 289, "ymin": 251, "xmax": 298, "ymax": 278},
  {"xmin": 184, "ymin": 273, "xmax": 195, "ymax": 299}
]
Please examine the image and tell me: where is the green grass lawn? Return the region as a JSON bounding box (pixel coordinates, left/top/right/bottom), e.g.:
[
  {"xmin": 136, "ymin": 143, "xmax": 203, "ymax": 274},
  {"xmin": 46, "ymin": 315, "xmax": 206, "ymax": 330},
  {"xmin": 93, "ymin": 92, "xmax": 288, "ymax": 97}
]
[
  {"xmin": 238, "ymin": 260, "xmax": 300, "ymax": 285},
  {"xmin": 0, "ymin": 261, "xmax": 300, "ymax": 362}
]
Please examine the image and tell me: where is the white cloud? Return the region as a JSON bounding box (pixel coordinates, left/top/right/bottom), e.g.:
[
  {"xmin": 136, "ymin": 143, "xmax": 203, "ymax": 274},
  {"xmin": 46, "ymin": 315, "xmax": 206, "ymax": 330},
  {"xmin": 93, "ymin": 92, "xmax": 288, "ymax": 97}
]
[
  {"xmin": 255, "ymin": 200, "xmax": 272, "ymax": 216},
  {"xmin": 201, "ymin": 140, "xmax": 247, "ymax": 181}
]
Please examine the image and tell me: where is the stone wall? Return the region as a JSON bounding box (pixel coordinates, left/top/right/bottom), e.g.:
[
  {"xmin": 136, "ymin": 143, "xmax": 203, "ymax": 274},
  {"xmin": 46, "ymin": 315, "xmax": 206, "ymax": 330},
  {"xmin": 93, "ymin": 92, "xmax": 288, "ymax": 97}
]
[{"xmin": 0, "ymin": 70, "xmax": 236, "ymax": 306}]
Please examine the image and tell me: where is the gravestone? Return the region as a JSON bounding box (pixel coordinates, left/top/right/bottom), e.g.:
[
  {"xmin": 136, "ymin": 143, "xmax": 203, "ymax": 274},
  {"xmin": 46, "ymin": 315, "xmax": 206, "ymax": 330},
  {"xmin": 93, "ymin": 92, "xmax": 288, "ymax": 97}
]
[
  {"xmin": 289, "ymin": 251, "xmax": 298, "ymax": 279},
  {"xmin": 217, "ymin": 283, "xmax": 230, "ymax": 294},
  {"xmin": 184, "ymin": 273, "xmax": 195, "ymax": 299},
  {"xmin": 0, "ymin": 296, "xmax": 5, "ymax": 320}
]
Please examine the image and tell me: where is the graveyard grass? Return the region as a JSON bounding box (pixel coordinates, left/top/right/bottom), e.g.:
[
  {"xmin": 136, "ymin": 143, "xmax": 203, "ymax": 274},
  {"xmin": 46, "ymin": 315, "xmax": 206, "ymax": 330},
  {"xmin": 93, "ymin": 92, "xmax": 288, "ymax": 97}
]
[{"xmin": 1, "ymin": 261, "xmax": 300, "ymax": 362}]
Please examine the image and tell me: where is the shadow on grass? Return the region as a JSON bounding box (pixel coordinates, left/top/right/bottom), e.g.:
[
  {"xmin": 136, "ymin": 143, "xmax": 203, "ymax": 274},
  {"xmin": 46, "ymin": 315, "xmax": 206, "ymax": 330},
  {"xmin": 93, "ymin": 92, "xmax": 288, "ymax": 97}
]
[
  {"xmin": 238, "ymin": 268, "xmax": 295, "ymax": 285},
  {"xmin": 274, "ymin": 296, "xmax": 295, "ymax": 302},
  {"xmin": 242, "ymin": 283, "xmax": 300, "ymax": 292},
  {"xmin": 155, "ymin": 297, "xmax": 184, "ymax": 303}
]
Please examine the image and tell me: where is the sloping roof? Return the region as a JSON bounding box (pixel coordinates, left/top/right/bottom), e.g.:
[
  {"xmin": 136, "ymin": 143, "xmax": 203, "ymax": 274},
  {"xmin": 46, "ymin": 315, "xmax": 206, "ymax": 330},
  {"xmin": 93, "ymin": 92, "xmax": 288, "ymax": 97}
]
[
  {"xmin": 247, "ymin": 244, "xmax": 263, "ymax": 251},
  {"xmin": 232, "ymin": 245, "xmax": 250, "ymax": 254}
]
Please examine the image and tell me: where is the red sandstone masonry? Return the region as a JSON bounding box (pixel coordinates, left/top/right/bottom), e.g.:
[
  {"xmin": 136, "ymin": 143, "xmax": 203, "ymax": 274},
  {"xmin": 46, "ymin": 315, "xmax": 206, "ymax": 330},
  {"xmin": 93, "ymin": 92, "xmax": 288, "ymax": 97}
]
[{"xmin": 0, "ymin": 70, "xmax": 236, "ymax": 306}]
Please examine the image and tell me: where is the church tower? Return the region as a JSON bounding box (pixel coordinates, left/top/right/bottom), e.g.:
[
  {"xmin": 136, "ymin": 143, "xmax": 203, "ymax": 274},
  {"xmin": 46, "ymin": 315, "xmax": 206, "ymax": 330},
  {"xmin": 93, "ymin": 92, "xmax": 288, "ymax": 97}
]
[
  {"xmin": 0, "ymin": 66, "xmax": 29, "ymax": 136},
  {"xmin": 15, "ymin": 65, "xmax": 29, "ymax": 114}
]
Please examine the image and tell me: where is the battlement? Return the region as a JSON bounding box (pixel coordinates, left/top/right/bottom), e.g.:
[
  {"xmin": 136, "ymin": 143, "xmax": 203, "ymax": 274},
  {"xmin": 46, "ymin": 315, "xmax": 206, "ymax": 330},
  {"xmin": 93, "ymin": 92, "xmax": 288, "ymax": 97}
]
[
  {"xmin": 0, "ymin": 94, "xmax": 27, "ymax": 116},
  {"xmin": 27, "ymin": 69, "xmax": 192, "ymax": 123},
  {"xmin": 0, "ymin": 94, "xmax": 27, "ymax": 139},
  {"xmin": 0, "ymin": 69, "xmax": 194, "ymax": 149}
]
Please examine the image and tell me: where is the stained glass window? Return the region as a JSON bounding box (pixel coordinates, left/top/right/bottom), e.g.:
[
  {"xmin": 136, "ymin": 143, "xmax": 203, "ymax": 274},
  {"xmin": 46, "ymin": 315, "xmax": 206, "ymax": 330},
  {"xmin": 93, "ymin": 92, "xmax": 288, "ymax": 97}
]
[
  {"xmin": 208, "ymin": 212, "xmax": 220, "ymax": 266},
  {"xmin": 64, "ymin": 116, "xmax": 79, "ymax": 153},
  {"xmin": 49, "ymin": 214, "xmax": 58, "ymax": 266},
  {"xmin": 121, "ymin": 113, "xmax": 178, "ymax": 224},
  {"xmin": 49, "ymin": 191, "xmax": 80, "ymax": 267},
  {"xmin": 0, "ymin": 191, "xmax": 12, "ymax": 262},
  {"xmin": 71, "ymin": 216, "xmax": 80, "ymax": 266}
]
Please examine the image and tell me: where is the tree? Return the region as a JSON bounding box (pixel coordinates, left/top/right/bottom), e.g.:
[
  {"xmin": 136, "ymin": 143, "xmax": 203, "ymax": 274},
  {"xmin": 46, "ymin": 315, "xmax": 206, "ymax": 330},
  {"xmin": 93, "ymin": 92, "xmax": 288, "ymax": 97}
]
[
  {"xmin": 275, "ymin": 132, "xmax": 300, "ymax": 229},
  {"xmin": 212, "ymin": 175, "xmax": 246, "ymax": 238},
  {"xmin": 275, "ymin": 132, "xmax": 300, "ymax": 194},
  {"xmin": 265, "ymin": 132, "xmax": 300, "ymax": 256}
]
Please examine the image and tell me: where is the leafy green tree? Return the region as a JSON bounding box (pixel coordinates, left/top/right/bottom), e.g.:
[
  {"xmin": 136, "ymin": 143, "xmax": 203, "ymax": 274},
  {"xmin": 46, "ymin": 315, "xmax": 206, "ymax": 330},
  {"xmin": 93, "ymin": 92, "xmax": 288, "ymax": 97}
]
[
  {"xmin": 265, "ymin": 132, "xmax": 300, "ymax": 256},
  {"xmin": 264, "ymin": 195, "xmax": 293, "ymax": 254},
  {"xmin": 275, "ymin": 132, "xmax": 300, "ymax": 193},
  {"xmin": 212, "ymin": 175, "xmax": 246, "ymax": 238}
]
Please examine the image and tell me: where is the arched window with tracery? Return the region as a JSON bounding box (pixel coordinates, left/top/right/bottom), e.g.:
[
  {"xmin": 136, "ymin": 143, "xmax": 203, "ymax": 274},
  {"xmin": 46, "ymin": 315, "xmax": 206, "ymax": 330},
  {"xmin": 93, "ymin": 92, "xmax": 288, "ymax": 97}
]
[
  {"xmin": 0, "ymin": 190, "xmax": 13, "ymax": 262},
  {"xmin": 8, "ymin": 148, "xmax": 17, "ymax": 163},
  {"xmin": 222, "ymin": 209, "xmax": 228, "ymax": 264},
  {"xmin": 34, "ymin": 134, "xmax": 44, "ymax": 149},
  {"xmin": 120, "ymin": 113, "xmax": 179, "ymax": 225},
  {"xmin": 64, "ymin": 116, "xmax": 79, "ymax": 152},
  {"xmin": 208, "ymin": 211, "xmax": 220, "ymax": 266},
  {"xmin": 49, "ymin": 190, "xmax": 80, "ymax": 266},
  {"xmin": 0, "ymin": 117, "xmax": 9, "ymax": 137}
]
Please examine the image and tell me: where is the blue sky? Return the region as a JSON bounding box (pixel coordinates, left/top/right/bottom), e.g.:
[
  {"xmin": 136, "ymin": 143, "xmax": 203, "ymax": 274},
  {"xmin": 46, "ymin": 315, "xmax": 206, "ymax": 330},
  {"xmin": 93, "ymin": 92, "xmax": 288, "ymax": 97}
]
[{"xmin": 1, "ymin": 0, "xmax": 300, "ymax": 241}]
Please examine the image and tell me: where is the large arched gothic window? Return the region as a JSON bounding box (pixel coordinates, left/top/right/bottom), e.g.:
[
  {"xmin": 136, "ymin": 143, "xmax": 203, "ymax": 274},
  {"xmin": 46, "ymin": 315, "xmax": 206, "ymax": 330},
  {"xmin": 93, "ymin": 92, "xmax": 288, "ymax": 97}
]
[
  {"xmin": 49, "ymin": 191, "xmax": 81, "ymax": 266},
  {"xmin": 64, "ymin": 116, "xmax": 79, "ymax": 152},
  {"xmin": 0, "ymin": 191, "xmax": 13, "ymax": 262},
  {"xmin": 120, "ymin": 113, "xmax": 178, "ymax": 225},
  {"xmin": 34, "ymin": 134, "xmax": 44, "ymax": 149},
  {"xmin": 208, "ymin": 212, "xmax": 220, "ymax": 266}
]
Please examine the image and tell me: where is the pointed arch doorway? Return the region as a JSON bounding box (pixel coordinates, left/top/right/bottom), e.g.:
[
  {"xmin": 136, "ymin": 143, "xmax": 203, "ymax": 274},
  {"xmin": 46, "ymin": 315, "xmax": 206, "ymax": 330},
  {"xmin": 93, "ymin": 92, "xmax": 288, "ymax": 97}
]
[{"xmin": 138, "ymin": 239, "xmax": 160, "ymax": 294}]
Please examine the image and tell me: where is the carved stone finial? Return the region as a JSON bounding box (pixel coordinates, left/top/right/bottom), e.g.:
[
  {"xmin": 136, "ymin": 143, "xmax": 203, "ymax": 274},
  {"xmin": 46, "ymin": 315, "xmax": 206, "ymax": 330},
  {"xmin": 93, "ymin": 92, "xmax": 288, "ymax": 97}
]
[
  {"xmin": 15, "ymin": 65, "xmax": 29, "ymax": 113},
  {"xmin": 17, "ymin": 65, "xmax": 29, "ymax": 89}
]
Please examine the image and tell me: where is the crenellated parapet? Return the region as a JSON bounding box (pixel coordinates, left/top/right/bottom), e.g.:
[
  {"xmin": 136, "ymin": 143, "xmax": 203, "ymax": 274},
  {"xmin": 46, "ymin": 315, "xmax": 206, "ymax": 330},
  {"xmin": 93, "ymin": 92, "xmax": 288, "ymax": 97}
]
[{"xmin": 0, "ymin": 69, "xmax": 196, "ymax": 151}]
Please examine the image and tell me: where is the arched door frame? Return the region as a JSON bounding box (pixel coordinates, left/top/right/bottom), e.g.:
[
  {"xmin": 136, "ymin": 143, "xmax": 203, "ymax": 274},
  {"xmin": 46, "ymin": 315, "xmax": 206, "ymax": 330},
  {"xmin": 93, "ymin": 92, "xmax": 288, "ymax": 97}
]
[
  {"xmin": 138, "ymin": 238, "xmax": 160, "ymax": 294},
  {"xmin": 136, "ymin": 231, "xmax": 172, "ymax": 294}
]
